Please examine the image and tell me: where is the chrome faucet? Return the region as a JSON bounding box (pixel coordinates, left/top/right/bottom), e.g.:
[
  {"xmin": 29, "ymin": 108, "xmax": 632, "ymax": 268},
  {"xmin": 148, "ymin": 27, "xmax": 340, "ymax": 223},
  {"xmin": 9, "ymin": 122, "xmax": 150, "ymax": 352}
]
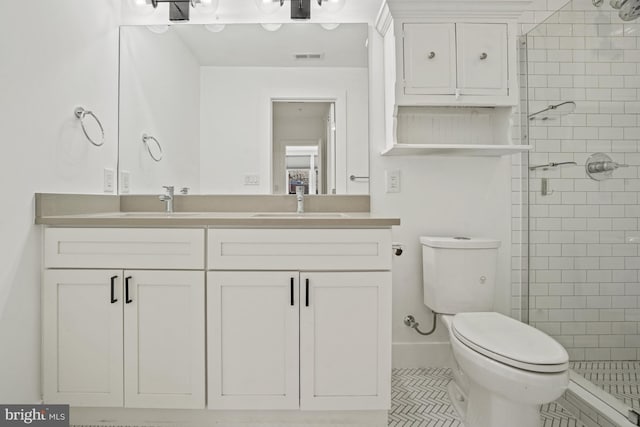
[
  {"xmin": 159, "ymin": 186, "xmax": 174, "ymax": 213},
  {"xmin": 296, "ymin": 186, "xmax": 304, "ymax": 214}
]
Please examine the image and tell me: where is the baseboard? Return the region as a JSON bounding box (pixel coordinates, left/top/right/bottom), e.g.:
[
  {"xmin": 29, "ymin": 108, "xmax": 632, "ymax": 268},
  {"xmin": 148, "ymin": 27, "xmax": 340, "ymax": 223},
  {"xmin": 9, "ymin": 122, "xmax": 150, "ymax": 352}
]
[
  {"xmin": 70, "ymin": 408, "xmax": 388, "ymax": 427},
  {"xmin": 392, "ymin": 341, "xmax": 452, "ymax": 369}
]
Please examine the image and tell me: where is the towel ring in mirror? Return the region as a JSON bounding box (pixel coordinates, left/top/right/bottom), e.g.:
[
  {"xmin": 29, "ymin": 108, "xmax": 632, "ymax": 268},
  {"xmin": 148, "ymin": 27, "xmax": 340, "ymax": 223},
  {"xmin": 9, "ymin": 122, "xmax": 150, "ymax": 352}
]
[
  {"xmin": 74, "ymin": 107, "xmax": 105, "ymax": 147},
  {"xmin": 142, "ymin": 133, "xmax": 164, "ymax": 162}
]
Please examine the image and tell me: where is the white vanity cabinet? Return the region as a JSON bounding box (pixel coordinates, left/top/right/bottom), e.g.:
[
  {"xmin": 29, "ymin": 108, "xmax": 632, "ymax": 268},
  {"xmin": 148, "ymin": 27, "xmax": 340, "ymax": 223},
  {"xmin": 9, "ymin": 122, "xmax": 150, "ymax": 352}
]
[
  {"xmin": 42, "ymin": 228, "xmax": 205, "ymax": 409},
  {"xmin": 207, "ymin": 229, "xmax": 392, "ymax": 411}
]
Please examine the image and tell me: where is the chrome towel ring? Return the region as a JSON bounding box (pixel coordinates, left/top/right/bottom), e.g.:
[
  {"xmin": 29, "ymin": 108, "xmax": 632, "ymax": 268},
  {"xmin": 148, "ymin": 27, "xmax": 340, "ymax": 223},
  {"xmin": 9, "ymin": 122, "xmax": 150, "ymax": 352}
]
[
  {"xmin": 142, "ymin": 133, "xmax": 163, "ymax": 162},
  {"xmin": 74, "ymin": 107, "xmax": 105, "ymax": 147}
]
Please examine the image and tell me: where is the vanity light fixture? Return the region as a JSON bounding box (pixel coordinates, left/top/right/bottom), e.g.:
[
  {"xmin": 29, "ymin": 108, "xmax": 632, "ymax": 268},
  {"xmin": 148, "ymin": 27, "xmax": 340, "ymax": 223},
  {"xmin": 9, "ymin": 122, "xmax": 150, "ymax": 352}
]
[
  {"xmin": 255, "ymin": 0, "xmax": 345, "ymax": 20},
  {"xmin": 133, "ymin": 0, "xmax": 218, "ymax": 22}
]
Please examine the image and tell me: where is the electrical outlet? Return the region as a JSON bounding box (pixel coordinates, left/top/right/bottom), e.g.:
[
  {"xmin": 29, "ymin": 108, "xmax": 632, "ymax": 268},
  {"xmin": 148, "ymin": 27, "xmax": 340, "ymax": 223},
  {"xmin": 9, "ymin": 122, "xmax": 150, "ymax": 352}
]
[
  {"xmin": 120, "ymin": 170, "xmax": 131, "ymax": 194},
  {"xmin": 103, "ymin": 168, "xmax": 115, "ymax": 193},
  {"xmin": 244, "ymin": 174, "xmax": 260, "ymax": 185},
  {"xmin": 386, "ymin": 169, "xmax": 400, "ymax": 193}
]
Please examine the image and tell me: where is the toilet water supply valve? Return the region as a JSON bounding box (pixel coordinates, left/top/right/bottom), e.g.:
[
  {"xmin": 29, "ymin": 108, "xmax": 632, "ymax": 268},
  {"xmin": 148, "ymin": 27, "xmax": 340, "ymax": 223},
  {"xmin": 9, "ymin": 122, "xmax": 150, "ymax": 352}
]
[{"xmin": 404, "ymin": 312, "xmax": 438, "ymax": 336}]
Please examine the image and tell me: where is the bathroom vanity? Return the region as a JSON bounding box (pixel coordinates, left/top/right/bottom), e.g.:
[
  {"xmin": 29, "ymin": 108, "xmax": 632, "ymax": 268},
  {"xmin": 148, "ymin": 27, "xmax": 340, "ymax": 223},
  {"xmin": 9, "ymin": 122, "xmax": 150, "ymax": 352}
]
[{"xmin": 36, "ymin": 194, "xmax": 399, "ymax": 426}]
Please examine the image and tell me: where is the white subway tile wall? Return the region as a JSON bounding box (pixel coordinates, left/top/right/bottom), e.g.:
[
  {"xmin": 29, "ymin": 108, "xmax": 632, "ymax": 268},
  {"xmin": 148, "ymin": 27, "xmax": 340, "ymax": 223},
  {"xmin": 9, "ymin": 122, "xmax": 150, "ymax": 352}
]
[{"xmin": 525, "ymin": 0, "xmax": 640, "ymax": 361}]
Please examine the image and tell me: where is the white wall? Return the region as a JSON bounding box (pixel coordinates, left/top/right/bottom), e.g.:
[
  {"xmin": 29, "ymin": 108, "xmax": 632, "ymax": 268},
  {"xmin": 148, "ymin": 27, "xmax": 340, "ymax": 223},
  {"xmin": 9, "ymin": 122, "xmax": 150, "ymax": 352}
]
[
  {"xmin": 367, "ymin": 26, "xmax": 515, "ymax": 367},
  {"xmin": 0, "ymin": 0, "xmax": 120, "ymax": 401},
  {"xmin": 119, "ymin": 27, "xmax": 201, "ymax": 194},
  {"xmin": 199, "ymin": 67, "xmax": 369, "ymax": 194}
]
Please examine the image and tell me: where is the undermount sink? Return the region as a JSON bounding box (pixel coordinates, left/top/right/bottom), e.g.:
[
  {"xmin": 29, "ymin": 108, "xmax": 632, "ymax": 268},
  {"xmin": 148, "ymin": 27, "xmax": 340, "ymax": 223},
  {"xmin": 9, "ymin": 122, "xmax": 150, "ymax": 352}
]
[
  {"xmin": 252, "ymin": 212, "xmax": 347, "ymax": 218},
  {"xmin": 120, "ymin": 212, "xmax": 203, "ymax": 218}
]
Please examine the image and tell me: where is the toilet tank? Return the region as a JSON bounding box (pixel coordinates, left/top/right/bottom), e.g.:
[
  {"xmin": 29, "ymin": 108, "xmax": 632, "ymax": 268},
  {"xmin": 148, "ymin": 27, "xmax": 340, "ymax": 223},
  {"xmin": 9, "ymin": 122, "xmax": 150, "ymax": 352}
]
[{"xmin": 420, "ymin": 236, "xmax": 500, "ymax": 315}]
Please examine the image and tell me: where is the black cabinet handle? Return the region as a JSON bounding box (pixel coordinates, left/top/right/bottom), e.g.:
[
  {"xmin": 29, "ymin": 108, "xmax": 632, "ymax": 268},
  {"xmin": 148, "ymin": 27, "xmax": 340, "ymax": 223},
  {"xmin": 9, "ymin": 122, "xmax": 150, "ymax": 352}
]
[
  {"xmin": 110, "ymin": 275, "xmax": 118, "ymax": 303},
  {"xmin": 125, "ymin": 276, "xmax": 133, "ymax": 304},
  {"xmin": 290, "ymin": 277, "xmax": 295, "ymax": 306},
  {"xmin": 305, "ymin": 278, "xmax": 309, "ymax": 307}
]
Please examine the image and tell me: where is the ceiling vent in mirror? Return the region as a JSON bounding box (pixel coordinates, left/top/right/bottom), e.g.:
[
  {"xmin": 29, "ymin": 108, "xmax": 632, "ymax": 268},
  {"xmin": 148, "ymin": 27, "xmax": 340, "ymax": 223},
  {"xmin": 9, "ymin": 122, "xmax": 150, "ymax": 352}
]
[{"xmin": 294, "ymin": 53, "xmax": 325, "ymax": 60}]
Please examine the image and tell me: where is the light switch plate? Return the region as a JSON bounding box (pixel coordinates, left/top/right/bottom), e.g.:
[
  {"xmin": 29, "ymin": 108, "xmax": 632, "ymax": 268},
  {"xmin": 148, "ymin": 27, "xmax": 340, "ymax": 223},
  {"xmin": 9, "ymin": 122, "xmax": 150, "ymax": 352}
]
[
  {"xmin": 244, "ymin": 174, "xmax": 260, "ymax": 185},
  {"xmin": 386, "ymin": 169, "xmax": 400, "ymax": 193},
  {"xmin": 103, "ymin": 168, "xmax": 115, "ymax": 193},
  {"xmin": 120, "ymin": 170, "xmax": 131, "ymax": 194}
]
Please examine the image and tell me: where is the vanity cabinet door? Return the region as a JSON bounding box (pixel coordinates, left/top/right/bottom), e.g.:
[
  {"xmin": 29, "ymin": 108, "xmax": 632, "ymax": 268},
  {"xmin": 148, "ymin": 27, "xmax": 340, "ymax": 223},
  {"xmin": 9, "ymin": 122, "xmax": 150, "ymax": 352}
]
[
  {"xmin": 207, "ymin": 271, "xmax": 300, "ymax": 410},
  {"xmin": 402, "ymin": 23, "xmax": 457, "ymax": 95},
  {"xmin": 43, "ymin": 270, "xmax": 124, "ymax": 407},
  {"xmin": 123, "ymin": 270, "xmax": 205, "ymax": 409},
  {"xmin": 299, "ymin": 272, "xmax": 392, "ymax": 410},
  {"xmin": 456, "ymin": 23, "xmax": 508, "ymax": 96}
]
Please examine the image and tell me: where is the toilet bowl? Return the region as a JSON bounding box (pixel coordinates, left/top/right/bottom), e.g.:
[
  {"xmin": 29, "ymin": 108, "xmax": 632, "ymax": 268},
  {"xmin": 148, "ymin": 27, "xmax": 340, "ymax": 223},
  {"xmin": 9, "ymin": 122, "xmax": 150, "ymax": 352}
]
[
  {"xmin": 443, "ymin": 312, "xmax": 568, "ymax": 427},
  {"xmin": 420, "ymin": 236, "xmax": 569, "ymax": 427}
]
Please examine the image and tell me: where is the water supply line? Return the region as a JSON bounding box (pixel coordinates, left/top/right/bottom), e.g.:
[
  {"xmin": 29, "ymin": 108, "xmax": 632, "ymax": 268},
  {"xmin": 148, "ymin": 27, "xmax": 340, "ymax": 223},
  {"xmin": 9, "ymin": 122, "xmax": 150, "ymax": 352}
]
[{"xmin": 404, "ymin": 312, "xmax": 438, "ymax": 336}]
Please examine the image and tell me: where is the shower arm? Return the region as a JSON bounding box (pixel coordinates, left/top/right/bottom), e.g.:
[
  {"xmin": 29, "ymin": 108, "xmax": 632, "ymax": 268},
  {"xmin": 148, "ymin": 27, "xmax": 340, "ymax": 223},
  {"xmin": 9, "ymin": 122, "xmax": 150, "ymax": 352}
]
[{"xmin": 529, "ymin": 161, "xmax": 578, "ymax": 171}]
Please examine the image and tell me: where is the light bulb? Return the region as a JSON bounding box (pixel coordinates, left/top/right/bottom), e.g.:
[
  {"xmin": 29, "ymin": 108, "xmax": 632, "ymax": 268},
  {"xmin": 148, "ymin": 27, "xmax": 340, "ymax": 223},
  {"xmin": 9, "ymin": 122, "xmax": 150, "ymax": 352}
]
[
  {"xmin": 204, "ymin": 23, "xmax": 226, "ymax": 33},
  {"xmin": 318, "ymin": 0, "xmax": 345, "ymax": 13},
  {"xmin": 126, "ymin": 0, "xmax": 156, "ymax": 16},
  {"xmin": 320, "ymin": 23, "xmax": 340, "ymax": 30},
  {"xmin": 261, "ymin": 23, "xmax": 283, "ymax": 32},
  {"xmin": 147, "ymin": 25, "xmax": 170, "ymax": 34},
  {"xmin": 192, "ymin": 0, "xmax": 219, "ymax": 15},
  {"xmin": 255, "ymin": 0, "xmax": 283, "ymax": 14}
]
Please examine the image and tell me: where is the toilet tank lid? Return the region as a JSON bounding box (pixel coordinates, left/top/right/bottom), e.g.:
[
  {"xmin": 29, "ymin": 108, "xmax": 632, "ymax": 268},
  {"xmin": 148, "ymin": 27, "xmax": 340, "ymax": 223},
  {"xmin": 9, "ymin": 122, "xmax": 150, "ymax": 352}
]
[{"xmin": 420, "ymin": 236, "xmax": 501, "ymax": 249}]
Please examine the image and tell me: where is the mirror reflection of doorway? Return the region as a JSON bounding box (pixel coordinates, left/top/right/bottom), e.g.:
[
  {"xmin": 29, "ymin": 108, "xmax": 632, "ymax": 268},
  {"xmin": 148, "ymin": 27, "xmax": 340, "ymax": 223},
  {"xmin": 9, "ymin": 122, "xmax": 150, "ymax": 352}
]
[{"xmin": 272, "ymin": 101, "xmax": 336, "ymax": 194}]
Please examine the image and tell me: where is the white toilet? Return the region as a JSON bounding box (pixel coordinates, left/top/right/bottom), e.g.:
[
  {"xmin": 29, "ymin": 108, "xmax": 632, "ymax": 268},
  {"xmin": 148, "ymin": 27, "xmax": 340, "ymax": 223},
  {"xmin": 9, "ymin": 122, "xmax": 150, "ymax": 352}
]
[{"xmin": 420, "ymin": 236, "xmax": 569, "ymax": 427}]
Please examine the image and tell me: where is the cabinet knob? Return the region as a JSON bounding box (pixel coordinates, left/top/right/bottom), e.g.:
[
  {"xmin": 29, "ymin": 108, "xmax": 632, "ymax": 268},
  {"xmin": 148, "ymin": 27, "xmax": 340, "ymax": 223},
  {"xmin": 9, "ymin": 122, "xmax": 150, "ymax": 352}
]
[
  {"xmin": 428, "ymin": 51, "xmax": 435, "ymax": 59},
  {"xmin": 480, "ymin": 52, "xmax": 488, "ymax": 60}
]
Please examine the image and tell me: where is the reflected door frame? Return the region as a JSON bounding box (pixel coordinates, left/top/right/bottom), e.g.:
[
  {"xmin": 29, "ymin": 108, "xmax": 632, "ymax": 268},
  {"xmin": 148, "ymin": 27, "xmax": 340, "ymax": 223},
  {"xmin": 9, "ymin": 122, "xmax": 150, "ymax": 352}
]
[{"xmin": 266, "ymin": 93, "xmax": 346, "ymax": 195}]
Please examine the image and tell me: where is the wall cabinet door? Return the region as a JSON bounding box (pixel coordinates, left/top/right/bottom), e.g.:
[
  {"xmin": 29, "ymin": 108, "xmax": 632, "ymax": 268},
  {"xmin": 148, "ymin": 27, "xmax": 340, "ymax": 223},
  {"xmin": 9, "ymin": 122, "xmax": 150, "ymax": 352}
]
[
  {"xmin": 43, "ymin": 270, "xmax": 124, "ymax": 407},
  {"xmin": 208, "ymin": 271, "xmax": 300, "ymax": 409},
  {"xmin": 124, "ymin": 270, "xmax": 205, "ymax": 409},
  {"xmin": 300, "ymin": 272, "xmax": 392, "ymax": 410},
  {"xmin": 403, "ymin": 23, "xmax": 456, "ymax": 95},
  {"xmin": 456, "ymin": 23, "xmax": 508, "ymax": 96},
  {"xmin": 401, "ymin": 22, "xmax": 508, "ymax": 98}
]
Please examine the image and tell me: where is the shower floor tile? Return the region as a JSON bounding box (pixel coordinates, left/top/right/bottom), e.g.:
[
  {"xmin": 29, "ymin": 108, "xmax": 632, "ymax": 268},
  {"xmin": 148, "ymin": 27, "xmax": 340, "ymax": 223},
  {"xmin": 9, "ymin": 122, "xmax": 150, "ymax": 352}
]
[
  {"xmin": 571, "ymin": 361, "xmax": 640, "ymax": 410},
  {"xmin": 390, "ymin": 368, "xmax": 584, "ymax": 427}
]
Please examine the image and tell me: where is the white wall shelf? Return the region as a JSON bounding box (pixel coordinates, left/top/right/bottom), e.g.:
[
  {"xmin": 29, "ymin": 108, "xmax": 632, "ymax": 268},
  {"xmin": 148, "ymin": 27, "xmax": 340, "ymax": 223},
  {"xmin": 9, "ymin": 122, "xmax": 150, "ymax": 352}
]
[{"xmin": 381, "ymin": 144, "xmax": 531, "ymax": 157}]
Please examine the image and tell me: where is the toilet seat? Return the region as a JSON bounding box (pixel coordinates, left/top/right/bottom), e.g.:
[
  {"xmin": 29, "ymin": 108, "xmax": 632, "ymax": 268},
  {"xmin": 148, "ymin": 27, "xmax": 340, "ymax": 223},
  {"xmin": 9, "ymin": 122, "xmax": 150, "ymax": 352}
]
[{"xmin": 451, "ymin": 312, "xmax": 569, "ymax": 373}]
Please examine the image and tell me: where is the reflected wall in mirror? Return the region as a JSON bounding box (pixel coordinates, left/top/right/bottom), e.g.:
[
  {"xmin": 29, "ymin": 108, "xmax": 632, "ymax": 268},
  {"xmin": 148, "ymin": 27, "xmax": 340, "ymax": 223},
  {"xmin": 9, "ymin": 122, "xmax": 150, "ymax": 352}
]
[{"xmin": 119, "ymin": 24, "xmax": 369, "ymax": 195}]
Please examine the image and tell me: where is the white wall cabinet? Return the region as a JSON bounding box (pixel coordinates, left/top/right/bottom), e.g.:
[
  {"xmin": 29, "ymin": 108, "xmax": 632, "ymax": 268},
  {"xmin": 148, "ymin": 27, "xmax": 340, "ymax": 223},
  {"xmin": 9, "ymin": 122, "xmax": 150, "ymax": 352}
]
[
  {"xmin": 42, "ymin": 229, "xmax": 206, "ymax": 409},
  {"xmin": 401, "ymin": 22, "xmax": 509, "ymax": 101},
  {"xmin": 208, "ymin": 271, "xmax": 391, "ymax": 411}
]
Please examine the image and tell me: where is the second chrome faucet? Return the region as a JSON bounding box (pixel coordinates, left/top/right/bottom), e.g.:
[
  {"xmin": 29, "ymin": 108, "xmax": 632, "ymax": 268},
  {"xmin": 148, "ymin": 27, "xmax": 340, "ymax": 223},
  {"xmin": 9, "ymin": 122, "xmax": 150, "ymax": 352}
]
[
  {"xmin": 296, "ymin": 186, "xmax": 304, "ymax": 214},
  {"xmin": 159, "ymin": 186, "xmax": 174, "ymax": 213}
]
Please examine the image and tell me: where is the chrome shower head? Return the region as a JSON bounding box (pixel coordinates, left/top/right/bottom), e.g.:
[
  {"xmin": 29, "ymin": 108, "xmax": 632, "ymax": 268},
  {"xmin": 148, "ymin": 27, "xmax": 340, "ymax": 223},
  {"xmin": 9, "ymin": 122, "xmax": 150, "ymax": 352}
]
[
  {"xmin": 609, "ymin": 0, "xmax": 640, "ymax": 20},
  {"xmin": 619, "ymin": 0, "xmax": 640, "ymax": 20}
]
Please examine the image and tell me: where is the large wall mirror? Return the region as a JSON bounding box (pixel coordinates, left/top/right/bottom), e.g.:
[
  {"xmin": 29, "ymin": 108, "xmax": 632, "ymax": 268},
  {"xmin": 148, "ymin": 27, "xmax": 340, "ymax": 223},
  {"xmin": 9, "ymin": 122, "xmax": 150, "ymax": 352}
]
[{"xmin": 119, "ymin": 23, "xmax": 369, "ymax": 195}]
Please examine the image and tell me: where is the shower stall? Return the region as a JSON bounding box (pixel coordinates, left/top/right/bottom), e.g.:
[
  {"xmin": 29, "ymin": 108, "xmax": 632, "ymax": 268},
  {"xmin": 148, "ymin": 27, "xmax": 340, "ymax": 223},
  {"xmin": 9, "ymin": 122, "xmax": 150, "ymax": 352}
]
[{"xmin": 522, "ymin": 0, "xmax": 640, "ymax": 423}]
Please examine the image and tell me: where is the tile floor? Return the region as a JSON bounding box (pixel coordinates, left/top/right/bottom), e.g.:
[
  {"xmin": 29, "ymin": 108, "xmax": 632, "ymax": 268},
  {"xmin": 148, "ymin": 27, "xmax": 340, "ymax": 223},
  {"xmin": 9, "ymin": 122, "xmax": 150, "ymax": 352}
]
[
  {"xmin": 390, "ymin": 367, "xmax": 584, "ymax": 427},
  {"xmin": 73, "ymin": 367, "xmax": 587, "ymax": 427},
  {"xmin": 571, "ymin": 361, "xmax": 640, "ymax": 410}
]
